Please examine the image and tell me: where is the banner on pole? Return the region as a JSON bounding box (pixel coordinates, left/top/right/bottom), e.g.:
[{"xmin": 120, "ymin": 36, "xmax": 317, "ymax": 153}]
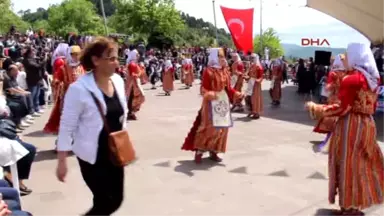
[{"xmin": 220, "ymin": 6, "xmax": 254, "ymax": 53}]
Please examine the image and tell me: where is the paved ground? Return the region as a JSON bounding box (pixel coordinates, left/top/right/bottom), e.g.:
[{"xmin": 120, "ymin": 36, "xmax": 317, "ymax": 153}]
[{"xmin": 19, "ymin": 80, "xmax": 384, "ymax": 215}]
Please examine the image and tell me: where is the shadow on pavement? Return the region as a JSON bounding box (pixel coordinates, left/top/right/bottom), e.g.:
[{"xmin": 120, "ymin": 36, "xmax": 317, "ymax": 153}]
[
  {"xmin": 177, "ymin": 87, "xmax": 190, "ymax": 90},
  {"xmin": 261, "ymin": 85, "xmax": 314, "ymax": 127},
  {"xmin": 24, "ymin": 130, "xmax": 55, "ymax": 138},
  {"xmin": 34, "ymin": 150, "xmax": 74, "ymax": 162},
  {"xmin": 174, "ymin": 159, "xmax": 225, "ymax": 177},
  {"xmin": 262, "ymin": 85, "xmax": 384, "ymax": 142},
  {"xmin": 314, "ymin": 208, "xmax": 338, "ymax": 216},
  {"xmin": 233, "ymin": 116, "xmax": 253, "ymax": 122}
]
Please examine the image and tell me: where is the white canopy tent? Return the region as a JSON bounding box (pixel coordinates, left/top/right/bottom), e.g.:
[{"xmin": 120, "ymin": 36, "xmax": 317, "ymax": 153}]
[{"xmin": 307, "ymin": 0, "xmax": 384, "ymax": 45}]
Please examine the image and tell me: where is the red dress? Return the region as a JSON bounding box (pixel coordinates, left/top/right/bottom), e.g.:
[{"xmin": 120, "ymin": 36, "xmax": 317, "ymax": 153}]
[
  {"xmin": 125, "ymin": 62, "xmax": 145, "ymax": 113},
  {"xmin": 231, "ymin": 61, "xmax": 245, "ymax": 91},
  {"xmin": 270, "ymin": 64, "xmax": 283, "ymax": 101},
  {"xmin": 44, "ymin": 63, "xmax": 85, "ymax": 134},
  {"xmin": 308, "ymin": 71, "xmax": 384, "ymax": 210},
  {"xmin": 313, "ymin": 71, "xmax": 345, "ymax": 133},
  {"xmin": 181, "ymin": 67, "xmax": 241, "ymax": 152},
  {"xmin": 183, "ymin": 63, "xmax": 194, "ymax": 86}
]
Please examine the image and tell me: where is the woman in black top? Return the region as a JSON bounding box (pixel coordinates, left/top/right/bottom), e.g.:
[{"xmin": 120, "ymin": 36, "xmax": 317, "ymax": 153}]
[{"xmin": 56, "ymin": 37, "xmax": 127, "ymax": 215}]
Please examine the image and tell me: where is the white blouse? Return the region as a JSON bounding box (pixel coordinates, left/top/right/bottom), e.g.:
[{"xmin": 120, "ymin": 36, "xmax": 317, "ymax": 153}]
[{"xmin": 57, "ymin": 72, "xmax": 128, "ymax": 164}]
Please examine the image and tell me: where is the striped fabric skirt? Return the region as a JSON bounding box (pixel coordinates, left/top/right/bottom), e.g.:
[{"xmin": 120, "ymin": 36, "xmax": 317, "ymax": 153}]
[{"xmin": 328, "ymin": 112, "xmax": 384, "ymax": 210}]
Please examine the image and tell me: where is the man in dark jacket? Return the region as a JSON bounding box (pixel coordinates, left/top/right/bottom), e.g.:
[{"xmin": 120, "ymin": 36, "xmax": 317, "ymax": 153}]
[{"xmin": 22, "ymin": 46, "xmax": 46, "ymax": 115}]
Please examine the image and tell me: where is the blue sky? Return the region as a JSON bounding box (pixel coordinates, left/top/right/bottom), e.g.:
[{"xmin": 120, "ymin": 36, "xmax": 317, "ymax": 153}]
[{"xmin": 12, "ymin": 0, "xmax": 370, "ymax": 48}]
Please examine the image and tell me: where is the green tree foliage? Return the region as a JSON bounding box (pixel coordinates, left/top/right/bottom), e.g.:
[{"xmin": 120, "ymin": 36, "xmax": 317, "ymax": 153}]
[
  {"xmin": 32, "ymin": 20, "xmax": 50, "ymax": 33},
  {"xmin": 147, "ymin": 31, "xmax": 174, "ymax": 49},
  {"xmin": 178, "ymin": 12, "xmax": 233, "ymax": 47},
  {"xmin": 47, "ymin": 0, "xmax": 105, "ymax": 36},
  {"xmin": 253, "ymin": 28, "xmax": 284, "ymax": 58},
  {"xmin": 89, "ymin": 0, "xmax": 116, "ymax": 17},
  {"xmin": 19, "ymin": 8, "xmax": 49, "ymax": 23},
  {"xmin": 111, "ymin": 0, "xmax": 185, "ymax": 38},
  {"xmin": 14, "ymin": 0, "xmax": 235, "ymax": 48},
  {"xmin": 0, "ymin": 0, "xmax": 28, "ymax": 34}
]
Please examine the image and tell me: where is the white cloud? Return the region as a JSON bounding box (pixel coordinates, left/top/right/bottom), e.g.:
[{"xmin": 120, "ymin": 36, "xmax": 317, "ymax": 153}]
[{"xmin": 12, "ymin": 0, "xmax": 63, "ymax": 12}]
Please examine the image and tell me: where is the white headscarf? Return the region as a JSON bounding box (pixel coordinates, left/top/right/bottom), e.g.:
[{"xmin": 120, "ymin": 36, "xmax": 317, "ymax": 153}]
[
  {"xmin": 232, "ymin": 53, "xmax": 241, "ymax": 62},
  {"xmin": 208, "ymin": 48, "xmax": 221, "ymax": 69},
  {"xmin": 51, "ymin": 43, "xmax": 69, "ymax": 66},
  {"xmin": 165, "ymin": 60, "xmax": 173, "ymax": 70},
  {"xmin": 331, "ymin": 54, "xmax": 345, "ymax": 71},
  {"xmin": 347, "ymin": 42, "xmax": 380, "ymax": 91},
  {"xmin": 126, "ymin": 49, "xmax": 138, "ymax": 64},
  {"xmin": 251, "ymin": 53, "xmax": 261, "ymax": 65},
  {"xmin": 66, "ymin": 46, "xmax": 80, "ymax": 67}
]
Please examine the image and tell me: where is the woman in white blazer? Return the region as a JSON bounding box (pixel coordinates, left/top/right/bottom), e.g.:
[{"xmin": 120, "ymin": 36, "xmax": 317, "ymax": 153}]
[{"xmin": 56, "ymin": 37, "xmax": 128, "ymax": 215}]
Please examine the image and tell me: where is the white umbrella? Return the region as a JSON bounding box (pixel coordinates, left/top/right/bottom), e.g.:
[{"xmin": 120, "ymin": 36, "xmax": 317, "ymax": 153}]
[{"xmin": 307, "ymin": 0, "xmax": 383, "ymax": 45}]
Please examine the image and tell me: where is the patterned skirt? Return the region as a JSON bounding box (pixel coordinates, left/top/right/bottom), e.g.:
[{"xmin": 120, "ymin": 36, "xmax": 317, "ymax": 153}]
[{"xmin": 328, "ymin": 113, "xmax": 384, "ymax": 210}]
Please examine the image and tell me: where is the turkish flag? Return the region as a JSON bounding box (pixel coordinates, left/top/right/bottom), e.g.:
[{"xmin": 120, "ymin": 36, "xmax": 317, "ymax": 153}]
[{"xmin": 220, "ymin": 6, "xmax": 254, "ymax": 53}]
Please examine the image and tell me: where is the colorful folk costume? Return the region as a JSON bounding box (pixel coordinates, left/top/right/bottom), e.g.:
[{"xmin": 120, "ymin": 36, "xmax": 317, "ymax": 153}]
[
  {"xmin": 182, "ymin": 58, "xmax": 194, "ymax": 88},
  {"xmin": 44, "ymin": 45, "xmax": 84, "ymax": 134},
  {"xmin": 245, "ymin": 54, "xmax": 264, "ymax": 119},
  {"xmin": 181, "ymin": 48, "xmax": 243, "ymax": 164},
  {"xmin": 50, "ymin": 43, "xmax": 68, "ymax": 103},
  {"xmin": 180, "ymin": 57, "xmax": 186, "ymax": 84},
  {"xmin": 269, "ymin": 59, "xmax": 284, "ymax": 106},
  {"xmin": 139, "ymin": 62, "xmax": 149, "ymax": 85},
  {"xmin": 306, "ymin": 43, "xmax": 384, "ymax": 216},
  {"xmin": 230, "ymin": 53, "xmax": 245, "ymax": 111},
  {"xmin": 313, "ymin": 54, "xmax": 346, "ymax": 152},
  {"xmin": 126, "ymin": 49, "xmax": 145, "ymax": 120},
  {"xmin": 162, "ymin": 60, "xmax": 175, "ymax": 96}
]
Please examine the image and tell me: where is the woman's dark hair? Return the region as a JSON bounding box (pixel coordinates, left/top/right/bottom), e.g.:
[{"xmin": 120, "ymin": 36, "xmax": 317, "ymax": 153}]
[
  {"xmin": 2, "ymin": 58, "xmax": 13, "ymax": 70},
  {"xmin": 23, "ymin": 46, "xmax": 33, "ymax": 58},
  {"xmin": 7, "ymin": 64, "xmax": 17, "ymax": 73},
  {"xmin": 80, "ymin": 37, "xmax": 117, "ymax": 71}
]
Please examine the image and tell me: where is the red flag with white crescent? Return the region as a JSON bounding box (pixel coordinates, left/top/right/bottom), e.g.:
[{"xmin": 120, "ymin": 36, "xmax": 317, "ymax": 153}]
[{"xmin": 220, "ymin": 6, "xmax": 254, "ymax": 53}]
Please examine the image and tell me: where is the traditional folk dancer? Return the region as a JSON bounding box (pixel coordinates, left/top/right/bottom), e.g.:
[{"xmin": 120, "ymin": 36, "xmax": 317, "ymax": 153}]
[
  {"xmin": 126, "ymin": 49, "xmax": 145, "ymax": 120},
  {"xmin": 245, "ymin": 54, "xmax": 264, "ymax": 119},
  {"xmin": 139, "ymin": 61, "xmax": 149, "ymax": 85},
  {"xmin": 181, "ymin": 48, "xmax": 244, "ymax": 164},
  {"xmin": 269, "ymin": 59, "xmax": 284, "ymax": 106},
  {"xmin": 162, "ymin": 60, "xmax": 175, "ymax": 96},
  {"xmin": 306, "ymin": 43, "xmax": 384, "ymax": 216},
  {"xmin": 180, "ymin": 56, "xmax": 186, "ymax": 84},
  {"xmin": 230, "ymin": 53, "xmax": 245, "ymax": 111},
  {"xmin": 50, "ymin": 43, "xmax": 68, "ymax": 103},
  {"xmin": 182, "ymin": 57, "xmax": 194, "ymax": 88},
  {"xmin": 313, "ymin": 54, "xmax": 346, "ymax": 153},
  {"xmin": 44, "ymin": 45, "xmax": 84, "ymax": 134}
]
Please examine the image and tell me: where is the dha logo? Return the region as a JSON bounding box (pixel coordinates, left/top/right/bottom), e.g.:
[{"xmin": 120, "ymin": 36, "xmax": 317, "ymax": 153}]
[{"xmin": 301, "ymin": 38, "xmax": 330, "ymax": 47}]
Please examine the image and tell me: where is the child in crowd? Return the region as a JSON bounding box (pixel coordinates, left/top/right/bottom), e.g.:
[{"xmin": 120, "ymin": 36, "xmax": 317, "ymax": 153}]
[{"xmin": 15, "ymin": 63, "xmax": 27, "ymax": 91}]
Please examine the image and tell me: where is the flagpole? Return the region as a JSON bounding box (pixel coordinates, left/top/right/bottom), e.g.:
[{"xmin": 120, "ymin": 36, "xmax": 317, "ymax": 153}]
[
  {"xmin": 212, "ymin": 0, "xmax": 219, "ymax": 45},
  {"xmin": 100, "ymin": 0, "xmax": 109, "ymax": 35},
  {"xmin": 259, "ymin": 0, "xmax": 263, "ymax": 54}
]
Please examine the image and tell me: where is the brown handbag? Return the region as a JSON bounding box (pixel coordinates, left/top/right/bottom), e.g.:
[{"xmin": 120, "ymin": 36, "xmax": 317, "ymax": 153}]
[{"xmin": 90, "ymin": 92, "xmax": 136, "ymax": 167}]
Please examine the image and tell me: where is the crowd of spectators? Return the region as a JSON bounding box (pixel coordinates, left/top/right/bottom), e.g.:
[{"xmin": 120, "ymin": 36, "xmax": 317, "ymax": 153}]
[{"xmin": 0, "ymin": 26, "xmax": 59, "ymax": 216}]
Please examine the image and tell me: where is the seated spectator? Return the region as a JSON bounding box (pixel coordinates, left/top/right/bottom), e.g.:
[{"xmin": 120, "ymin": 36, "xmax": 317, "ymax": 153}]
[
  {"xmin": 0, "ymin": 135, "xmax": 36, "ymax": 196},
  {"xmin": 0, "ymin": 179, "xmax": 32, "ymax": 216},
  {"xmin": 15, "ymin": 63, "xmax": 27, "ymax": 91},
  {"xmin": 2, "ymin": 65, "xmax": 34, "ymax": 129},
  {"xmin": 1, "ymin": 76, "xmax": 36, "ymax": 195}
]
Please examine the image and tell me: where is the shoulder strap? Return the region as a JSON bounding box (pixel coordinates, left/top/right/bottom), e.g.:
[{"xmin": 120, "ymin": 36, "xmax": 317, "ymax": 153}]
[{"xmin": 89, "ymin": 91, "xmax": 111, "ymax": 134}]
